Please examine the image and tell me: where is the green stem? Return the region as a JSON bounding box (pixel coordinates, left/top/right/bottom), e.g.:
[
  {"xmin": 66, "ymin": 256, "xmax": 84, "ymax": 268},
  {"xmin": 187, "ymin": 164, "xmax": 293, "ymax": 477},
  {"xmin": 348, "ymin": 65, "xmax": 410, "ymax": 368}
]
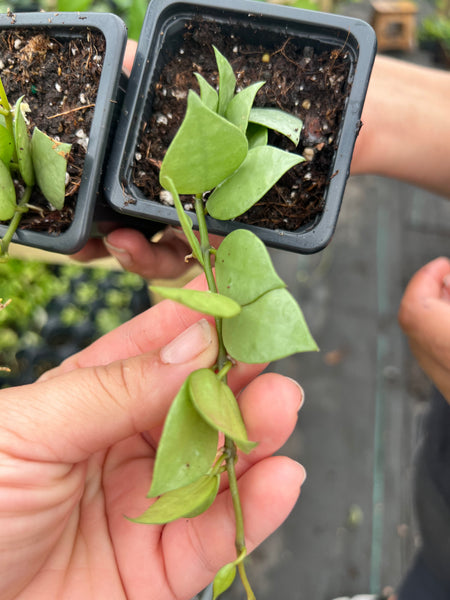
[
  {"xmin": 193, "ymin": 194, "xmax": 255, "ymax": 599},
  {"xmin": 0, "ymin": 186, "xmax": 32, "ymax": 256}
]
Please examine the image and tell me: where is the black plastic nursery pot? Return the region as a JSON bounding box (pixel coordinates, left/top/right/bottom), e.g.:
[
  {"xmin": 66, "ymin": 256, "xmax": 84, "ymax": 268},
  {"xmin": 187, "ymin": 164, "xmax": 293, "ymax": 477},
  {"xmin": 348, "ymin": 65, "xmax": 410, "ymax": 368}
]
[
  {"xmin": 105, "ymin": 0, "xmax": 376, "ymax": 254},
  {"xmin": 0, "ymin": 11, "xmax": 127, "ymax": 254}
]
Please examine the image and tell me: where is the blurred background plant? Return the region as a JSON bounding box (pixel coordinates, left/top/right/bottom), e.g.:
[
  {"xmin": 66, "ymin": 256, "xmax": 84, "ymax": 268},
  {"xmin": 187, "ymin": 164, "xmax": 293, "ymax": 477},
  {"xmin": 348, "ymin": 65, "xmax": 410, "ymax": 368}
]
[{"xmin": 419, "ymin": 0, "xmax": 450, "ymax": 62}]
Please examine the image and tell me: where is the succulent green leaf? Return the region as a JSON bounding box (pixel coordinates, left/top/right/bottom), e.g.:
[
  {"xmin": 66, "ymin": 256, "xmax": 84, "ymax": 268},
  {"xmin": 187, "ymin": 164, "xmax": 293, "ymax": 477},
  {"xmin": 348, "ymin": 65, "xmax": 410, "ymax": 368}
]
[
  {"xmin": 246, "ymin": 122, "xmax": 268, "ymax": 149},
  {"xmin": 14, "ymin": 97, "xmax": 35, "ymax": 186},
  {"xmin": 194, "ymin": 73, "xmax": 218, "ymax": 112},
  {"xmin": 31, "ymin": 127, "xmax": 71, "ymax": 209},
  {"xmin": 213, "ymin": 562, "xmax": 237, "ymax": 599},
  {"xmin": 159, "ymin": 91, "xmax": 248, "ymax": 194},
  {"xmin": 249, "ymin": 107, "xmax": 303, "ymax": 146},
  {"xmin": 149, "ymin": 378, "xmax": 218, "ymax": 497},
  {"xmin": 225, "ymin": 81, "xmax": 265, "ymax": 131},
  {"xmin": 206, "ymin": 145, "xmax": 303, "ymax": 220},
  {"xmin": 213, "ymin": 46, "xmax": 236, "ymax": 116},
  {"xmin": 189, "ymin": 369, "xmax": 257, "ymax": 453},
  {"xmin": 0, "ymin": 160, "xmax": 16, "ymax": 220},
  {"xmin": 0, "ymin": 124, "xmax": 14, "ymax": 166},
  {"xmin": 215, "ymin": 230, "xmax": 285, "ymax": 306},
  {"xmin": 149, "ymin": 285, "xmax": 241, "ymax": 318},
  {"xmin": 131, "ymin": 474, "xmax": 220, "ymax": 524},
  {"xmin": 160, "ymin": 175, "xmax": 203, "ymax": 265},
  {"xmin": 222, "ymin": 288, "xmax": 319, "ymax": 363}
]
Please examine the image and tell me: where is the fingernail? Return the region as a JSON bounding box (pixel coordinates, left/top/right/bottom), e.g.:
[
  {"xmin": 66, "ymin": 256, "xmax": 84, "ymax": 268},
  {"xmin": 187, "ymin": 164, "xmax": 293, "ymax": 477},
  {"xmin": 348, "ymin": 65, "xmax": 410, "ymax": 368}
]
[
  {"xmin": 160, "ymin": 319, "xmax": 213, "ymax": 364},
  {"xmin": 104, "ymin": 238, "xmax": 133, "ymax": 269},
  {"xmin": 286, "ymin": 377, "xmax": 305, "ymax": 411}
]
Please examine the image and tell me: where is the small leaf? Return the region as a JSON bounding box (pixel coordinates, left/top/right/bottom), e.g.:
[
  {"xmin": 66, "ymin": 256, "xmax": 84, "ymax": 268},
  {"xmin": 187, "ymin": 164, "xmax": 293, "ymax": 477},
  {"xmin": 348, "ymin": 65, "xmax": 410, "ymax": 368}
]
[
  {"xmin": 160, "ymin": 175, "xmax": 203, "ymax": 265},
  {"xmin": 213, "ymin": 46, "xmax": 236, "ymax": 116},
  {"xmin": 0, "ymin": 124, "xmax": 14, "ymax": 166},
  {"xmin": 150, "ymin": 286, "xmax": 241, "ymax": 318},
  {"xmin": 14, "ymin": 96, "xmax": 35, "ymax": 186},
  {"xmin": 131, "ymin": 474, "xmax": 220, "ymax": 524},
  {"xmin": 159, "ymin": 91, "xmax": 247, "ymax": 194},
  {"xmin": 149, "ymin": 378, "xmax": 218, "ymax": 497},
  {"xmin": 246, "ymin": 122, "xmax": 268, "ymax": 149},
  {"xmin": 215, "ymin": 230, "xmax": 285, "ymax": 306},
  {"xmin": 222, "ymin": 288, "xmax": 319, "ymax": 363},
  {"xmin": 225, "ymin": 81, "xmax": 265, "ymax": 132},
  {"xmin": 31, "ymin": 127, "xmax": 71, "ymax": 209},
  {"xmin": 0, "ymin": 160, "xmax": 16, "ymax": 220},
  {"xmin": 189, "ymin": 369, "xmax": 257, "ymax": 453},
  {"xmin": 213, "ymin": 562, "xmax": 237, "ymax": 599},
  {"xmin": 249, "ymin": 107, "xmax": 303, "ymax": 146},
  {"xmin": 194, "ymin": 73, "xmax": 218, "ymax": 112},
  {"xmin": 207, "ymin": 145, "xmax": 303, "ymax": 220}
]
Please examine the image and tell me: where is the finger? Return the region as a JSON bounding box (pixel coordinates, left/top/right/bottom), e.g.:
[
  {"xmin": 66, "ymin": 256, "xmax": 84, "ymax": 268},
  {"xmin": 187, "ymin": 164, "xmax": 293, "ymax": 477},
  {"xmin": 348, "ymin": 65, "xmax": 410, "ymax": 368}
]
[
  {"xmin": 123, "ymin": 39, "xmax": 137, "ymax": 75},
  {"xmin": 399, "ymin": 257, "xmax": 450, "ymax": 312},
  {"xmin": 71, "ymin": 238, "xmax": 109, "ymax": 262},
  {"xmin": 1, "ymin": 320, "xmax": 218, "ymax": 463},
  {"xmin": 409, "ymin": 339, "xmax": 450, "ymax": 404},
  {"xmin": 163, "ymin": 456, "xmax": 306, "ymax": 598},
  {"xmin": 103, "ymin": 227, "xmax": 194, "ymax": 279}
]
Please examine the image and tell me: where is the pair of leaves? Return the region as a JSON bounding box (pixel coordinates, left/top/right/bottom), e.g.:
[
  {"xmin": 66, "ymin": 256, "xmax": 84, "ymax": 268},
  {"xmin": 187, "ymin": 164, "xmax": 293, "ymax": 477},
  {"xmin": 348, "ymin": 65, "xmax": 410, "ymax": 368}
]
[
  {"xmin": 216, "ymin": 229, "xmax": 318, "ymax": 363},
  {"xmin": 134, "ymin": 368, "xmax": 256, "ymax": 524},
  {"xmin": 159, "ymin": 46, "xmax": 304, "ymax": 220},
  {"xmin": 0, "ymin": 96, "xmax": 71, "ymax": 221}
]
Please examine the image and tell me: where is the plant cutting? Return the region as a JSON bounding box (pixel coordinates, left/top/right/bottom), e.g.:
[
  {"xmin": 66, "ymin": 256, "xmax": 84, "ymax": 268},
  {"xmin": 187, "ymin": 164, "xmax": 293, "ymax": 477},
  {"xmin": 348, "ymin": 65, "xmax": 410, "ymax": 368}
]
[
  {"xmin": 0, "ymin": 76, "xmax": 71, "ymax": 257},
  {"xmin": 128, "ymin": 47, "xmax": 318, "ymax": 600}
]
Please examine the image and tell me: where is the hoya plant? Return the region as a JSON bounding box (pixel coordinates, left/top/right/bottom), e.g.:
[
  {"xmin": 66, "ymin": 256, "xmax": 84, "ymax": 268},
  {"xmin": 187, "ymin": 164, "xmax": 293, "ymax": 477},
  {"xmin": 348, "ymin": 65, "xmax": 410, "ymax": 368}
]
[
  {"xmin": 0, "ymin": 76, "xmax": 71, "ymax": 257},
  {"xmin": 130, "ymin": 46, "xmax": 318, "ymax": 599}
]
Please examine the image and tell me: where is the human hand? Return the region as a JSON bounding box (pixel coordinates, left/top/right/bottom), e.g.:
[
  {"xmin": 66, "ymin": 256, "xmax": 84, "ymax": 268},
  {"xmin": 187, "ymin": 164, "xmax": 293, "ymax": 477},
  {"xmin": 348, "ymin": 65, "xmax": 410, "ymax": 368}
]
[
  {"xmin": 398, "ymin": 257, "xmax": 450, "ymax": 404},
  {"xmin": 0, "ymin": 274, "xmax": 306, "ymax": 600}
]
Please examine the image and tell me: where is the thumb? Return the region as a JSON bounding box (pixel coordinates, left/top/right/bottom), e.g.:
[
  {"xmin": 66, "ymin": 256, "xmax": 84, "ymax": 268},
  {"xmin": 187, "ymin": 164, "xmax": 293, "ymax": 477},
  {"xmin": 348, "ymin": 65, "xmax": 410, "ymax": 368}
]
[{"xmin": 1, "ymin": 319, "xmax": 218, "ymax": 463}]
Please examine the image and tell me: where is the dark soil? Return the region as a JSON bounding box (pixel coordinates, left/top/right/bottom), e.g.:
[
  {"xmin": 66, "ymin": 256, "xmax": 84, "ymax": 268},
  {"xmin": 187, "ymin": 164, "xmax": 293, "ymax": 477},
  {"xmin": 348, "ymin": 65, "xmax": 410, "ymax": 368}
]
[
  {"xmin": 132, "ymin": 19, "xmax": 352, "ymax": 231},
  {"xmin": 0, "ymin": 27, "xmax": 105, "ymax": 233}
]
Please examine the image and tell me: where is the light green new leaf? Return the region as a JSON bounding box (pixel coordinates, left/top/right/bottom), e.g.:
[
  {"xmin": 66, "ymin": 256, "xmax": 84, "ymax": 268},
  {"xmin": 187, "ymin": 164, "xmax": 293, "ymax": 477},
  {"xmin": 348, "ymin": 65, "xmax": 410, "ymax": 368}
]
[
  {"xmin": 150, "ymin": 285, "xmax": 241, "ymax": 318},
  {"xmin": 159, "ymin": 91, "xmax": 248, "ymax": 194},
  {"xmin": 149, "ymin": 378, "xmax": 218, "ymax": 497},
  {"xmin": 194, "ymin": 73, "xmax": 218, "ymax": 112},
  {"xmin": 0, "ymin": 124, "xmax": 14, "ymax": 166},
  {"xmin": 246, "ymin": 122, "xmax": 268, "ymax": 149},
  {"xmin": 206, "ymin": 145, "xmax": 303, "ymax": 220},
  {"xmin": 213, "ymin": 562, "xmax": 237, "ymax": 599},
  {"xmin": 222, "ymin": 288, "xmax": 319, "ymax": 363},
  {"xmin": 0, "ymin": 160, "xmax": 16, "ymax": 220},
  {"xmin": 213, "ymin": 46, "xmax": 236, "ymax": 116},
  {"xmin": 225, "ymin": 81, "xmax": 265, "ymax": 132},
  {"xmin": 189, "ymin": 369, "xmax": 257, "ymax": 453},
  {"xmin": 160, "ymin": 175, "xmax": 203, "ymax": 265},
  {"xmin": 132, "ymin": 474, "xmax": 220, "ymax": 524},
  {"xmin": 249, "ymin": 107, "xmax": 303, "ymax": 146},
  {"xmin": 14, "ymin": 97, "xmax": 35, "ymax": 187},
  {"xmin": 215, "ymin": 229, "xmax": 285, "ymax": 306},
  {"xmin": 31, "ymin": 127, "xmax": 71, "ymax": 209}
]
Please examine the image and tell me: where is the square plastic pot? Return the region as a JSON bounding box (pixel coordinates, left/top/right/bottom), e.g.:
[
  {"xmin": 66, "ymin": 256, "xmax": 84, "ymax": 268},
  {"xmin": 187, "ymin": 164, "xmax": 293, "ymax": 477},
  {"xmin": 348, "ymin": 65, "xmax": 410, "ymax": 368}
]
[
  {"xmin": 105, "ymin": 0, "xmax": 376, "ymax": 254},
  {"xmin": 0, "ymin": 11, "xmax": 127, "ymax": 254}
]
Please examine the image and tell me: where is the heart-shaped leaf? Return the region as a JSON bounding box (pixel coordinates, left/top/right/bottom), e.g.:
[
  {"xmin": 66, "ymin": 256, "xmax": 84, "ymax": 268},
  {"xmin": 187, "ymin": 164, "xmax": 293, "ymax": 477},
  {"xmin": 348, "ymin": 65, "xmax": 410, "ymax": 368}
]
[
  {"xmin": 159, "ymin": 91, "xmax": 247, "ymax": 194},
  {"xmin": 206, "ymin": 145, "xmax": 303, "ymax": 220},
  {"xmin": 214, "ymin": 46, "xmax": 236, "ymax": 116},
  {"xmin": 195, "ymin": 73, "xmax": 218, "ymax": 113},
  {"xmin": 249, "ymin": 107, "xmax": 303, "ymax": 146},
  {"xmin": 0, "ymin": 124, "xmax": 14, "ymax": 166},
  {"xmin": 14, "ymin": 97, "xmax": 35, "ymax": 187},
  {"xmin": 31, "ymin": 127, "xmax": 71, "ymax": 209},
  {"xmin": 132, "ymin": 474, "xmax": 220, "ymax": 524},
  {"xmin": 189, "ymin": 369, "xmax": 257, "ymax": 453},
  {"xmin": 213, "ymin": 561, "xmax": 237, "ymax": 599},
  {"xmin": 149, "ymin": 378, "xmax": 218, "ymax": 497},
  {"xmin": 225, "ymin": 81, "xmax": 265, "ymax": 132},
  {"xmin": 150, "ymin": 285, "xmax": 241, "ymax": 318},
  {"xmin": 0, "ymin": 160, "xmax": 16, "ymax": 220},
  {"xmin": 222, "ymin": 288, "xmax": 318, "ymax": 363},
  {"xmin": 215, "ymin": 229, "xmax": 285, "ymax": 306}
]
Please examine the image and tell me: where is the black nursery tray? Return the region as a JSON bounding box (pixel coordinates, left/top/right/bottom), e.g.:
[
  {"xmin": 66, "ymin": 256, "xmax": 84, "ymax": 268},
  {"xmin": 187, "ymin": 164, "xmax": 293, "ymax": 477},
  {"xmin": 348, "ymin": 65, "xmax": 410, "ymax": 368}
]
[{"xmin": 105, "ymin": 0, "xmax": 376, "ymax": 254}]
